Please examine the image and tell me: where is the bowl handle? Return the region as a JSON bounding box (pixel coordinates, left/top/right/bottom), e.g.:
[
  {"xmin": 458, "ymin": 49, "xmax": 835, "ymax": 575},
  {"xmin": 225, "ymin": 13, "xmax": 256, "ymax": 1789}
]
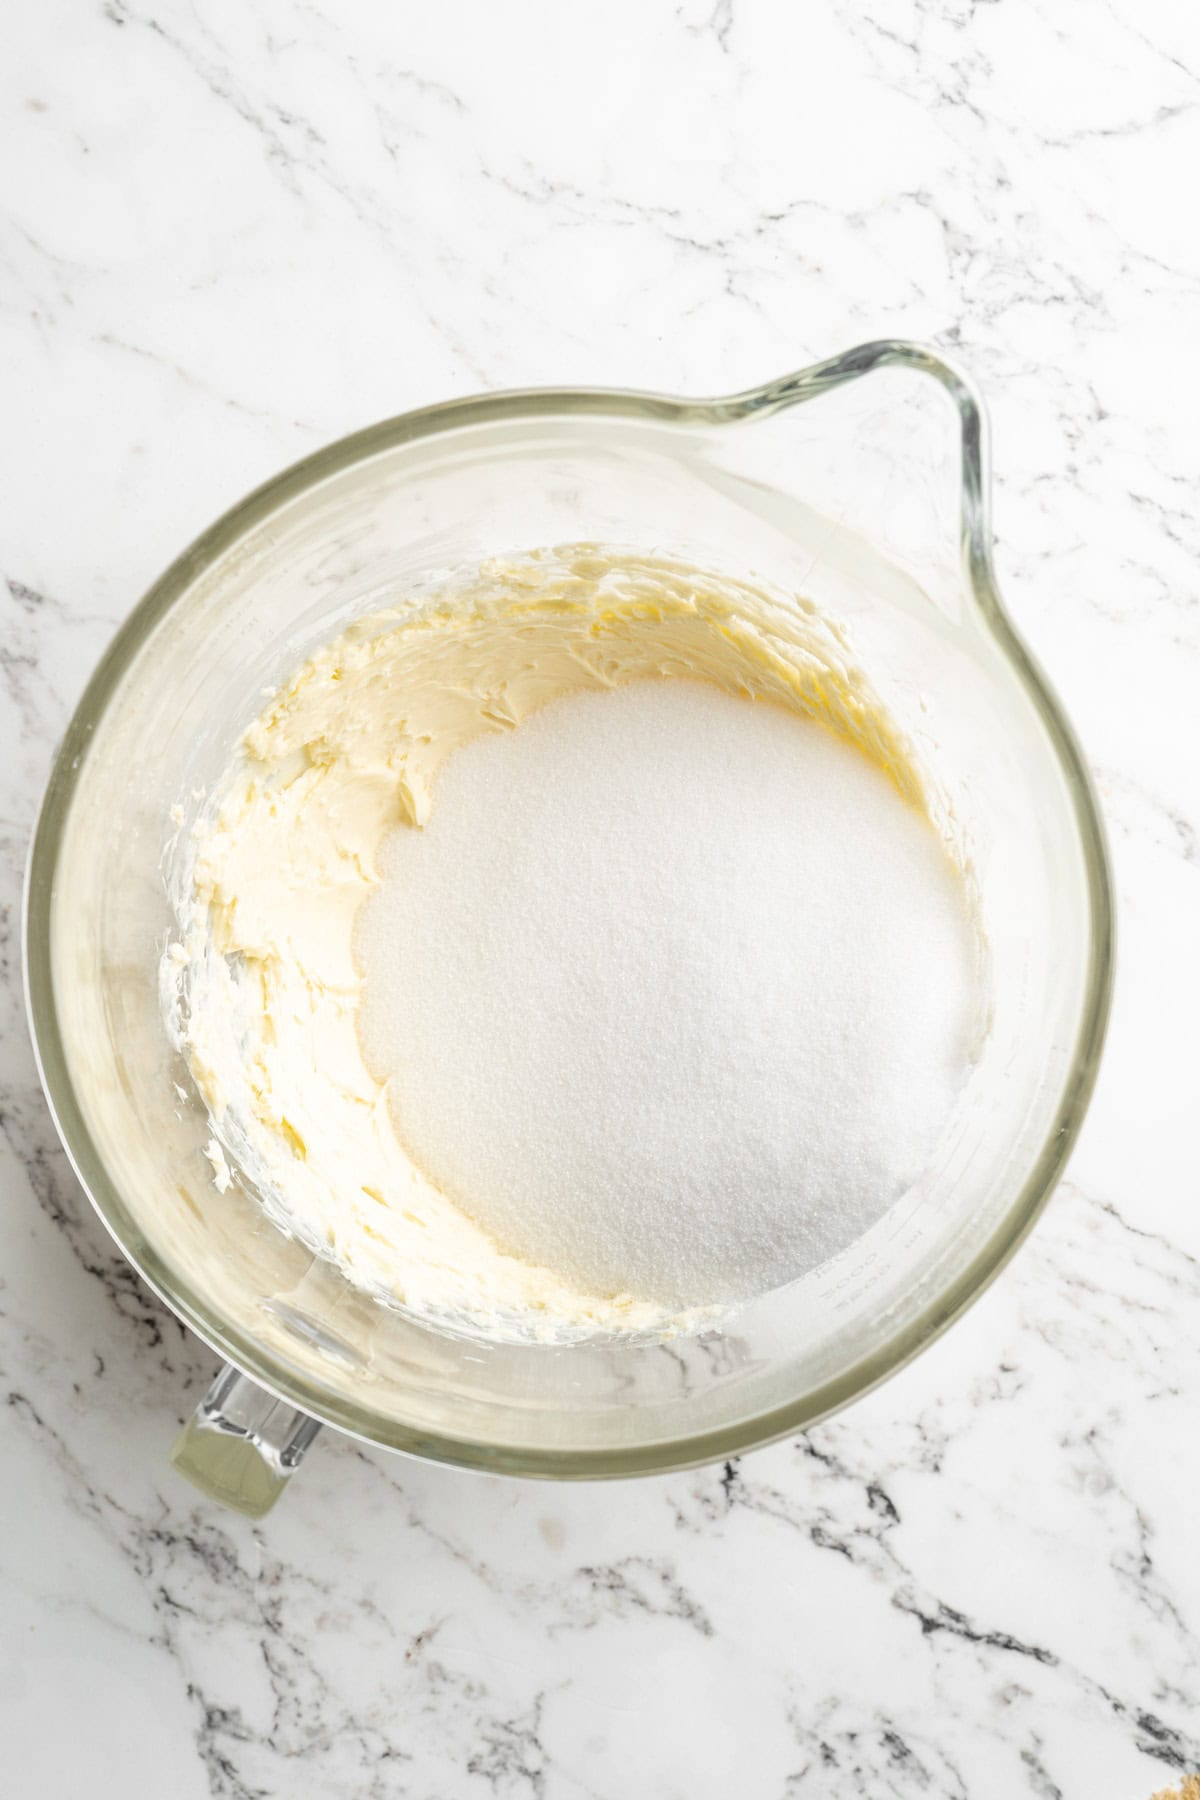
[
  {"xmin": 169, "ymin": 1362, "xmax": 321, "ymax": 1518},
  {"xmin": 713, "ymin": 337, "xmax": 994, "ymax": 600}
]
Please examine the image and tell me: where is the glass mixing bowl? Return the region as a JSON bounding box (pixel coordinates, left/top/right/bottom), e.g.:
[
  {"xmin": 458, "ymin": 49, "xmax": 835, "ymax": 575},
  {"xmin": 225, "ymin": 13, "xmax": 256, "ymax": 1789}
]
[{"xmin": 24, "ymin": 341, "xmax": 1113, "ymax": 1515}]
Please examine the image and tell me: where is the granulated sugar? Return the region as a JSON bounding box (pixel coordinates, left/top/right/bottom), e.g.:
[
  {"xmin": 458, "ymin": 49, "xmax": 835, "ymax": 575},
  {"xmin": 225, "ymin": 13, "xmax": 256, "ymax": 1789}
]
[{"xmin": 355, "ymin": 680, "xmax": 978, "ymax": 1310}]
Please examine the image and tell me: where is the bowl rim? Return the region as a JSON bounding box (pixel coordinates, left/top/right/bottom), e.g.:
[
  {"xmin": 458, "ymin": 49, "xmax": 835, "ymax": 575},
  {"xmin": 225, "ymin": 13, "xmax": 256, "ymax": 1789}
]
[{"xmin": 23, "ymin": 339, "xmax": 1115, "ymax": 1478}]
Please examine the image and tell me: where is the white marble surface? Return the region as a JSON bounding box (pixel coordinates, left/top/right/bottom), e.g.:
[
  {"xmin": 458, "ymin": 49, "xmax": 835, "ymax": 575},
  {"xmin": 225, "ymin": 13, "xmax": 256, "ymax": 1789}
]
[{"xmin": 3, "ymin": 1, "xmax": 1199, "ymax": 1795}]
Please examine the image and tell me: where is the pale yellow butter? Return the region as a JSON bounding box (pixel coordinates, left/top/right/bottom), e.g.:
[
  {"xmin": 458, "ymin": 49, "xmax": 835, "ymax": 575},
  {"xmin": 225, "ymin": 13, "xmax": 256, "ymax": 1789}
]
[{"xmin": 171, "ymin": 546, "xmax": 923, "ymax": 1341}]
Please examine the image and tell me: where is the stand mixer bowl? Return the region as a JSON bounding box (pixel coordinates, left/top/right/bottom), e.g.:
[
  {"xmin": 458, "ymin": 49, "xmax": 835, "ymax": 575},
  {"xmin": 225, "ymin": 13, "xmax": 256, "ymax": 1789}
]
[{"xmin": 24, "ymin": 341, "xmax": 1113, "ymax": 1514}]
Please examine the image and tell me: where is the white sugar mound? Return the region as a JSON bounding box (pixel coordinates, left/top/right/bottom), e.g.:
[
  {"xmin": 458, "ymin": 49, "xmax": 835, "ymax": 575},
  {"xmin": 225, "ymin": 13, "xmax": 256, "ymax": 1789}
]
[{"xmin": 355, "ymin": 680, "xmax": 978, "ymax": 1311}]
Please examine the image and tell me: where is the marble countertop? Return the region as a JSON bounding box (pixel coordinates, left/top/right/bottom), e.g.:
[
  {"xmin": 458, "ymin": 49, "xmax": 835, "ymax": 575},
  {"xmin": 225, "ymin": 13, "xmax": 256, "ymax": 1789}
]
[{"xmin": 3, "ymin": 2, "xmax": 1198, "ymax": 1795}]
